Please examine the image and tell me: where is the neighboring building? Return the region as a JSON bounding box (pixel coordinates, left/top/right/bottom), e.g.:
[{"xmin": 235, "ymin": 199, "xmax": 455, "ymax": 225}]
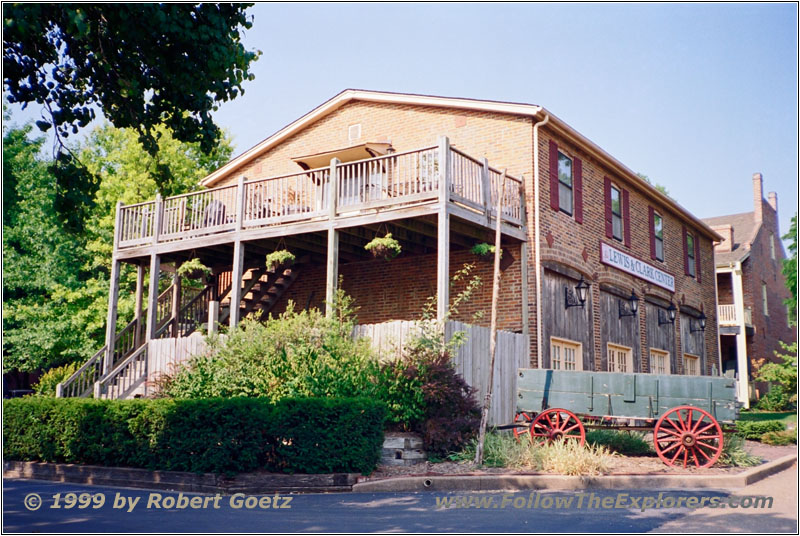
[
  {"xmin": 703, "ymin": 174, "xmax": 796, "ymax": 406},
  {"xmin": 58, "ymin": 90, "xmax": 722, "ymax": 399}
]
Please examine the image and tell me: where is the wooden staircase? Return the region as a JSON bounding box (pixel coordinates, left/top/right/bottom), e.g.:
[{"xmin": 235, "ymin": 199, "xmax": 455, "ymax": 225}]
[{"xmin": 219, "ymin": 258, "xmax": 306, "ymax": 323}]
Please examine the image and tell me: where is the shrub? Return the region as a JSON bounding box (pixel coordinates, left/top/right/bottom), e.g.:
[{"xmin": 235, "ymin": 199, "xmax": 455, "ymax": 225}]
[
  {"xmin": 753, "ymin": 386, "xmax": 795, "ymax": 412},
  {"xmin": 585, "ymin": 430, "xmax": 653, "ymax": 456},
  {"xmin": 162, "ymin": 293, "xmax": 381, "ymax": 401},
  {"xmin": 32, "ymin": 362, "xmax": 81, "ymax": 396},
  {"xmin": 736, "ymin": 420, "xmax": 786, "ymax": 440},
  {"xmin": 718, "ymin": 434, "xmax": 762, "ymax": 467},
  {"xmin": 761, "ymin": 430, "xmax": 797, "ymax": 446},
  {"xmin": 3, "ymin": 397, "xmax": 385, "ymax": 475}
]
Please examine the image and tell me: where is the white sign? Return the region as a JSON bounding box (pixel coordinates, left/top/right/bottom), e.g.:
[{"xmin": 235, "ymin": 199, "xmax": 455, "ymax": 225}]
[{"xmin": 600, "ymin": 242, "xmax": 675, "ymax": 292}]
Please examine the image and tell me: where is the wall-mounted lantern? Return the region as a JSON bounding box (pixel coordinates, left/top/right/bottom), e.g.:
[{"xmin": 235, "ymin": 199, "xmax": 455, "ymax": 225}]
[
  {"xmin": 690, "ymin": 311, "xmax": 707, "ymax": 333},
  {"xmin": 658, "ymin": 302, "xmax": 677, "ymax": 326},
  {"xmin": 565, "ymin": 275, "xmax": 590, "ymax": 309},
  {"xmin": 618, "ymin": 289, "xmax": 639, "ymax": 319}
]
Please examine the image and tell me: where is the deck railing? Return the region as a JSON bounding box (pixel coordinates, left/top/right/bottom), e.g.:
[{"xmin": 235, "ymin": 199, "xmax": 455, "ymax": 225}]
[
  {"xmin": 718, "ymin": 304, "xmax": 753, "ymax": 326},
  {"xmin": 116, "ymin": 143, "xmax": 525, "ymax": 250}
]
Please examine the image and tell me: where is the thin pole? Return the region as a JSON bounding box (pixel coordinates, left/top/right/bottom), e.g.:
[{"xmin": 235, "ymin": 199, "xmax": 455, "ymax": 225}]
[{"xmin": 475, "ymin": 169, "xmax": 506, "ymax": 465}]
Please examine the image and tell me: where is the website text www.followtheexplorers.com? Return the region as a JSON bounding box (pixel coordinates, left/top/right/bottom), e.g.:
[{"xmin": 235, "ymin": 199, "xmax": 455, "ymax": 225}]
[{"xmin": 435, "ymin": 492, "xmax": 774, "ymax": 512}]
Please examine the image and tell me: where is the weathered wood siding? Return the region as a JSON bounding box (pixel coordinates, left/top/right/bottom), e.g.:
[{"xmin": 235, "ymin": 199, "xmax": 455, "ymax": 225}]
[
  {"xmin": 541, "ymin": 269, "xmax": 594, "ymax": 370},
  {"xmin": 355, "ymin": 320, "xmax": 528, "ymax": 425},
  {"xmin": 680, "ymin": 312, "xmax": 707, "ymax": 375},
  {"xmin": 146, "ymin": 333, "xmax": 209, "ymax": 395},
  {"xmin": 599, "ymin": 290, "xmax": 642, "ymax": 372},
  {"xmin": 645, "ymin": 301, "xmax": 678, "ymax": 374}
]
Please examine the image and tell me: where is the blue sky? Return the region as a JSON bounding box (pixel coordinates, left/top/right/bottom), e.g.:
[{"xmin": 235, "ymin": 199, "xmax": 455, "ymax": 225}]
[{"xmin": 7, "ymin": 3, "xmax": 798, "ymax": 239}]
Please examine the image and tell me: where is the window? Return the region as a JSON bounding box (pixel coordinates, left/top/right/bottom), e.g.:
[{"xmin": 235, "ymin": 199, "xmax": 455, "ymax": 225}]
[
  {"xmin": 686, "ymin": 233, "xmax": 696, "ymax": 277},
  {"xmin": 551, "ymin": 338, "xmax": 582, "ymax": 371},
  {"xmin": 762, "ymin": 282, "xmax": 768, "ymax": 316},
  {"xmin": 607, "ymin": 343, "xmax": 633, "ymax": 373},
  {"xmin": 683, "ymin": 354, "xmax": 700, "ymax": 376},
  {"xmin": 770, "ymin": 233, "xmax": 776, "ymax": 260},
  {"xmin": 610, "ymin": 185, "xmax": 623, "ymax": 241},
  {"xmin": 653, "ymin": 213, "xmax": 664, "ymax": 261},
  {"xmin": 650, "ymin": 348, "xmax": 670, "ymax": 375},
  {"xmin": 557, "ymin": 151, "xmax": 573, "ymax": 215},
  {"xmin": 348, "ymin": 124, "xmax": 361, "ymax": 142}
]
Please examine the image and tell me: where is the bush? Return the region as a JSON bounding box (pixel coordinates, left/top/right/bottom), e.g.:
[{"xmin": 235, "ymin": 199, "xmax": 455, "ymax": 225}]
[
  {"xmin": 585, "ymin": 430, "xmax": 653, "ymax": 456},
  {"xmin": 761, "ymin": 430, "xmax": 797, "ymax": 446},
  {"xmin": 736, "ymin": 420, "xmax": 786, "ymax": 440},
  {"xmin": 32, "ymin": 362, "xmax": 81, "ymax": 396},
  {"xmin": 379, "ymin": 341, "xmax": 480, "ymax": 457},
  {"xmin": 753, "ymin": 386, "xmax": 795, "ymax": 412},
  {"xmin": 3, "ymin": 397, "xmax": 385, "ymax": 475},
  {"xmin": 718, "ymin": 434, "xmax": 762, "ymax": 467},
  {"xmin": 162, "ymin": 293, "xmax": 381, "ymax": 401}
]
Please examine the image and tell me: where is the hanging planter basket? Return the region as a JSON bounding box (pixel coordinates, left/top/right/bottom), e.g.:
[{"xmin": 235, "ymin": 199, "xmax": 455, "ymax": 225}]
[
  {"xmin": 177, "ymin": 258, "xmax": 212, "ymax": 281},
  {"xmin": 365, "ymin": 233, "xmax": 402, "ymax": 261},
  {"xmin": 470, "ymin": 242, "xmax": 501, "ymax": 263},
  {"xmin": 266, "ymin": 249, "xmax": 296, "ymax": 272}
]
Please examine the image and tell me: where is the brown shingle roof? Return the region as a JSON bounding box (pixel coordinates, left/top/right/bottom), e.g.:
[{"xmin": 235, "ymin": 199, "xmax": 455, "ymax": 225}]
[{"xmin": 701, "ymin": 211, "xmax": 759, "ymax": 265}]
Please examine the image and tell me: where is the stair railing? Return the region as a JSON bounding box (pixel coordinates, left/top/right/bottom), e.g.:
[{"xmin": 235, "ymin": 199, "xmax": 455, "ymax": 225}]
[{"xmin": 94, "ymin": 344, "xmax": 149, "ymax": 400}]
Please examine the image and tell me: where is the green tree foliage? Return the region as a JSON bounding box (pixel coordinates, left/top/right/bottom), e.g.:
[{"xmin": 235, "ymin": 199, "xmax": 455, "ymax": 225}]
[
  {"xmin": 636, "ymin": 172, "xmax": 670, "ymax": 197},
  {"xmin": 754, "ymin": 341, "xmax": 797, "ymax": 410},
  {"xmin": 782, "ymin": 213, "xmax": 797, "ymax": 325},
  {"xmin": 3, "ymin": 120, "xmax": 232, "ymax": 373},
  {"xmin": 3, "ymin": 3, "xmax": 258, "ymax": 224}
]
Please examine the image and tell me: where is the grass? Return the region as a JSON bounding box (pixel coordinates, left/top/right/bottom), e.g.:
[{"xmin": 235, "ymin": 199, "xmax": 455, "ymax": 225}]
[
  {"xmin": 451, "ymin": 432, "xmax": 613, "ymax": 476},
  {"xmin": 585, "ymin": 430, "xmax": 654, "ymax": 456},
  {"xmin": 738, "ymin": 411, "xmax": 796, "ymax": 427},
  {"xmin": 718, "ymin": 434, "xmax": 763, "ymax": 467}
]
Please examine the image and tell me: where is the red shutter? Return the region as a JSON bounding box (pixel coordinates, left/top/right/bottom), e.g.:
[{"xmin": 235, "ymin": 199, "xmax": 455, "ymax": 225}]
[
  {"xmin": 574, "ymin": 158, "xmax": 583, "ymax": 224},
  {"xmin": 549, "ymin": 141, "xmax": 559, "ymax": 211},
  {"xmin": 682, "ymin": 226, "xmax": 689, "ymax": 276},
  {"xmin": 695, "ymin": 234, "xmax": 702, "ymax": 283},
  {"xmin": 648, "ymin": 206, "xmax": 656, "ymax": 260},
  {"xmin": 622, "ymin": 189, "xmax": 631, "ymax": 247},
  {"xmin": 604, "ymin": 177, "xmax": 612, "ymax": 238}
]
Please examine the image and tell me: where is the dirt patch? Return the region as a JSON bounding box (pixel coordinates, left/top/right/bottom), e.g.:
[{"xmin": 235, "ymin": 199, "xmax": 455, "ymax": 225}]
[{"xmin": 363, "ymin": 440, "xmax": 795, "ymax": 481}]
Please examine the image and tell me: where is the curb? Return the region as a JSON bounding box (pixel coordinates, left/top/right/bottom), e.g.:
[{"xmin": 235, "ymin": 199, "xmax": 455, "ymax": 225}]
[
  {"xmin": 2, "ymin": 461, "xmax": 358, "ymax": 494},
  {"xmin": 352, "ymin": 454, "xmax": 798, "ymax": 493}
]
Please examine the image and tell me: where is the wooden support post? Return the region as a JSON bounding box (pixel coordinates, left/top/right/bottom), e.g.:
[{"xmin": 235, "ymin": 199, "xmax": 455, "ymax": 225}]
[
  {"xmin": 134, "ymin": 263, "xmax": 145, "ymax": 346},
  {"xmin": 229, "ymin": 240, "xmax": 245, "ymax": 328},
  {"xmin": 326, "ymin": 229, "xmax": 339, "ymax": 316},
  {"xmin": 208, "ymin": 301, "xmax": 219, "ymax": 336},
  {"xmin": 521, "ymin": 240, "xmax": 530, "ymax": 338},
  {"xmin": 326, "ymin": 158, "xmax": 340, "ymax": 317},
  {"xmin": 235, "ymin": 175, "xmax": 246, "ymax": 231},
  {"xmin": 152, "ymin": 193, "xmax": 163, "ymax": 245},
  {"xmin": 481, "ymin": 157, "xmax": 491, "ymax": 225},
  {"xmin": 475, "ymin": 169, "xmax": 506, "ymax": 466},
  {"xmin": 171, "ymin": 271, "xmax": 181, "ymax": 337},
  {"xmin": 145, "ymin": 254, "xmax": 161, "ymax": 341},
  {"xmin": 437, "ymin": 136, "xmax": 451, "ymax": 322},
  {"xmin": 103, "ymin": 258, "xmax": 122, "ymax": 375}
]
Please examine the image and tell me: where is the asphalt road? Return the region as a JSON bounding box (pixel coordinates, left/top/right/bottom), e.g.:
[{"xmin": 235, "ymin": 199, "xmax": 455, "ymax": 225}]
[{"xmin": 3, "ymin": 467, "xmax": 797, "ymax": 533}]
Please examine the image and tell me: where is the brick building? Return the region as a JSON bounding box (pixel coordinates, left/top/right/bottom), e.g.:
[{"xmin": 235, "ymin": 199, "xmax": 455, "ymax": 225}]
[
  {"xmin": 59, "ymin": 90, "xmax": 724, "ymax": 399},
  {"xmin": 702, "ymin": 174, "xmax": 796, "ymax": 405}
]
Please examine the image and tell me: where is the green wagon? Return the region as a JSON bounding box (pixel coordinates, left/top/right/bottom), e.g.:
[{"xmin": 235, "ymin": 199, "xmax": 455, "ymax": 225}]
[{"xmin": 511, "ymin": 368, "xmax": 740, "ymax": 468}]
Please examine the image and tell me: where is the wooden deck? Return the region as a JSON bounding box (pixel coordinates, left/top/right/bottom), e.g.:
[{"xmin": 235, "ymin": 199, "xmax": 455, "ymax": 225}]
[{"xmin": 113, "ymin": 142, "xmax": 527, "ymax": 260}]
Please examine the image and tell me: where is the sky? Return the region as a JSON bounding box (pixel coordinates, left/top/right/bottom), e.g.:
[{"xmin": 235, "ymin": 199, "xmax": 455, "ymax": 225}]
[{"xmin": 6, "ymin": 3, "xmax": 798, "ymax": 240}]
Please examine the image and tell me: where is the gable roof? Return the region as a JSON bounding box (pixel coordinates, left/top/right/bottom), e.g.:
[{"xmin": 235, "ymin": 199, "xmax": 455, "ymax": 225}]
[
  {"xmin": 701, "ymin": 211, "xmax": 759, "ymax": 266},
  {"xmin": 201, "ymin": 89, "xmax": 721, "ymax": 241}
]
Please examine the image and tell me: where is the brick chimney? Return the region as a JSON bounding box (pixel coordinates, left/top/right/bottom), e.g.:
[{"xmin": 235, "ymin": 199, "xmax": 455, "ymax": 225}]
[
  {"xmin": 753, "ymin": 172, "xmax": 764, "ymax": 223},
  {"xmin": 768, "ymin": 191, "xmax": 778, "ymax": 213},
  {"xmin": 711, "ymin": 225, "xmax": 733, "ymax": 252}
]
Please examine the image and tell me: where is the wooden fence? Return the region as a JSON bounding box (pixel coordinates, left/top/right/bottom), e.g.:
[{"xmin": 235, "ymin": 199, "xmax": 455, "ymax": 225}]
[
  {"xmin": 354, "ymin": 320, "xmax": 528, "ymax": 425},
  {"xmin": 145, "ymin": 320, "xmax": 528, "ymax": 425}
]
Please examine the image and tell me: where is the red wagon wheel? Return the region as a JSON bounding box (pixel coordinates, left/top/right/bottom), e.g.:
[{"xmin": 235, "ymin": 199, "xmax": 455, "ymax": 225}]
[
  {"xmin": 513, "ymin": 411, "xmax": 533, "ymax": 442},
  {"xmin": 654, "ymin": 405, "xmax": 723, "ymax": 468},
  {"xmin": 530, "ymin": 408, "xmax": 586, "ymax": 446}
]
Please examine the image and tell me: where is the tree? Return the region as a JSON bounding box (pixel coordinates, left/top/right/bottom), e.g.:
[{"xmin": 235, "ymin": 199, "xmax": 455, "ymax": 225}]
[
  {"xmin": 3, "ymin": 4, "xmax": 258, "ymax": 225},
  {"xmin": 636, "ymin": 172, "xmax": 670, "ymax": 197},
  {"xmin": 782, "ymin": 213, "xmax": 797, "ymax": 325},
  {"xmin": 2, "ymin": 120, "xmax": 232, "ymax": 373}
]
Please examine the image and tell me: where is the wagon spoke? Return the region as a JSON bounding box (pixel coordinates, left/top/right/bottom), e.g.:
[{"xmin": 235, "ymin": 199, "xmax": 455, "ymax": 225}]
[
  {"xmin": 695, "ymin": 441, "xmax": 721, "ymax": 453},
  {"xmin": 690, "ymin": 447, "xmax": 701, "ymax": 467},
  {"xmin": 658, "ymin": 427, "xmax": 683, "ymax": 438},
  {"xmin": 563, "ymin": 423, "xmax": 581, "ymax": 434},
  {"xmin": 670, "ymin": 446, "xmax": 683, "ymax": 464},
  {"xmin": 695, "ymin": 435, "xmax": 722, "ymax": 441},
  {"xmin": 665, "ymin": 418, "xmax": 683, "ymax": 434},
  {"xmin": 683, "ymin": 447, "xmax": 689, "ymax": 468},
  {"xmin": 695, "ymin": 446, "xmax": 713, "ymax": 461},
  {"xmin": 676, "ymin": 410, "xmax": 686, "ymax": 431},
  {"xmin": 685, "ymin": 409, "xmax": 693, "ymax": 433},
  {"xmin": 695, "ymin": 422, "xmax": 717, "ymax": 435},
  {"xmin": 659, "ymin": 441, "xmax": 682, "ymax": 454}
]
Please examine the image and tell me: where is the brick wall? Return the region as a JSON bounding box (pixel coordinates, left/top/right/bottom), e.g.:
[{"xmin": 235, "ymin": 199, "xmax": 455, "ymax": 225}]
[{"xmin": 214, "ymin": 97, "xmax": 720, "ymax": 374}]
